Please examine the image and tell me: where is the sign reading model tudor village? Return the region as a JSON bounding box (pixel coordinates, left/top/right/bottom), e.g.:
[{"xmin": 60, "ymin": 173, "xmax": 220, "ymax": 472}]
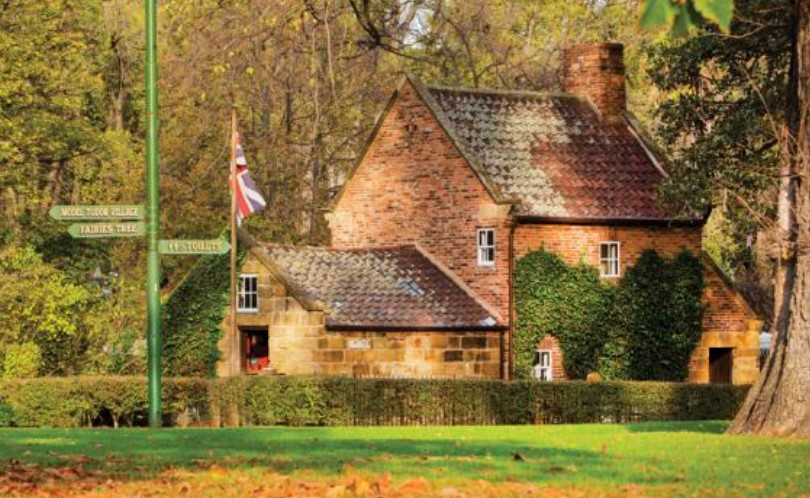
[{"xmin": 49, "ymin": 204, "xmax": 145, "ymax": 221}]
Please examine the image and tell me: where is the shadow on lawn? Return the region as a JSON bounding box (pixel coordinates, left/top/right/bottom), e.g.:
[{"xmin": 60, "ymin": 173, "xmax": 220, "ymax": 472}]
[
  {"xmin": 625, "ymin": 420, "xmax": 728, "ymax": 434},
  {"xmin": 0, "ymin": 428, "xmax": 686, "ymax": 487}
]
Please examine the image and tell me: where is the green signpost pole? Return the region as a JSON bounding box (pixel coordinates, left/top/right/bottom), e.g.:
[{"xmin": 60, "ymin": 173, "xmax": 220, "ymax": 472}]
[{"xmin": 145, "ymin": 0, "xmax": 162, "ymax": 427}]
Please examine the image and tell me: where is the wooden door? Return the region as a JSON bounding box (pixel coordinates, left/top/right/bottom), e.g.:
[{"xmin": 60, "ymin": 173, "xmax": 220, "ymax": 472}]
[{"xmin": 709, "ymin": 348, "xmax": 733, "ymax": 384}]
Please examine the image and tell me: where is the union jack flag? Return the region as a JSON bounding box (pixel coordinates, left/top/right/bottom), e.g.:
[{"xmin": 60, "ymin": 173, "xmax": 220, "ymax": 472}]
[{"xmin": 231, "ymin": 132, "xmax": 267, "ymax": 226}]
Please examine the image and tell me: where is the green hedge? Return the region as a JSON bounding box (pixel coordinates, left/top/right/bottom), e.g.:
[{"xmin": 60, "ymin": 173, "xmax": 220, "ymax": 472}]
[
  {"xmin": 0, "ymin": 377, "xmax": 210, "ymax": 428},
  {"xmin": 0, "ymin": 376, "xmax": 748, "ymax": 427}
]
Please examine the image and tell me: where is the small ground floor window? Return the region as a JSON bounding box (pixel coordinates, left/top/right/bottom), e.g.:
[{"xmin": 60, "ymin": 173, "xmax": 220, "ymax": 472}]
[
  {"xmin": 243, "ymin": 329, "xmax": 269, "ymax": 373},
  {"xmin": 533, "ymin": 349, "xmax": 553, "ymax": 381}
]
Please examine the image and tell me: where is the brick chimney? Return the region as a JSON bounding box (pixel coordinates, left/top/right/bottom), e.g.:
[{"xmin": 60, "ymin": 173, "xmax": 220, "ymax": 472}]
[{"xmin": 562, "ymin": 43, "xmax": 626, "ymax": 123}]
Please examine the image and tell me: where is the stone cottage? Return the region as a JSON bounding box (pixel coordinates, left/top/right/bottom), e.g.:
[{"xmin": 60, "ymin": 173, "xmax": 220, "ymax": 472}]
[{"xmin": 218, "ymin": 43, "xmax": 761, "ymax": 384}]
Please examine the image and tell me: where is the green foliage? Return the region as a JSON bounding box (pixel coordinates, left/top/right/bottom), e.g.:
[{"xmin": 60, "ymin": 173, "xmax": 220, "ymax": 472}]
[
  {"xmin": 641, "ymin": 0, "xmax": 733, "ymax": 35},
  {"xmin": 0, "ymin": 0, "xmax": 115, "ymax": 210},
  {"xmin": 603, "ymin": 250, "xmax": 704, "ymax": 381},
  {"xmin": 514, "ymin": 250, "xmax": 613, "ymax": 379},
  {"xmin": 0, "ymin": 398, "xmax": 11, "ymax": 427},
  {"xmin": 0, "ymin": 376, "xmax": 209, "ymax": 427},
  {"xmin": 649, "ymin": 0, "xmax": 789, "ymax": 283},
  {"xmin": 1, "ymin": 342, "xmax": 42, "ymax": 379},
  {"xmin": 0, "ymin": 376, "xmax": 748, "ymax": 427},
  {"xmin": 163, "ymin": 245, "xmax": 242, "ymax": 377},
  {"xmin": 0, "ymin": 245, "xmax": 102, "ymax": 375},
  {"xmin": 515, "ymin": 248, "xmax": 704, "ymax": 381}
]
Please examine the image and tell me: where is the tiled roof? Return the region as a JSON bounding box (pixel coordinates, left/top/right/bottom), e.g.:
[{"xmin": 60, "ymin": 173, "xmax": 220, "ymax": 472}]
[
  {"xmin": 262, "ymin": 245, "xmax": 500, "ymax": 329},
  {"xmin": 424, "ymin": 85, "xmax": 672, "ymax": 219}
]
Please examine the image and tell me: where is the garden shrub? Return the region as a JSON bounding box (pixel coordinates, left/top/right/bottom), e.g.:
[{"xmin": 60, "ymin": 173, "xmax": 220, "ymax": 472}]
[
  {"xmin": 0, "ymin": 376, "xmax": 748, "ymax": 427},
  {"xmin": 0, "ymin": 376, "xmax": 211, "ymax": 427},
  {"xmin": 2, "ymin": 342, "xmax": 42, "ymax": 378},
  {"xmin": 0, "ymin": 397, "xmax": 13, "ymax": 427},
  {"xmin": 514, "ymin": 250, "xmax": 613, "ymax": 379}
]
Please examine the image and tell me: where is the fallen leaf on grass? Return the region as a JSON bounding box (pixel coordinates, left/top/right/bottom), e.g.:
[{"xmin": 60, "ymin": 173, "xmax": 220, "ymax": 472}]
[
  {"xmin": 398, "ymin": 477, "xmax": 429, "ymax": 495},
  {"xmin": 325, "ymin": 484, "xmax": 347, "ymax": 498},
  {"xmin": 57, "ymin": 454, "xmax": 92, "ymax": 464},
  {"xmin": 440, "ymin": 486, "xmax": 463, "ymax": 497}
]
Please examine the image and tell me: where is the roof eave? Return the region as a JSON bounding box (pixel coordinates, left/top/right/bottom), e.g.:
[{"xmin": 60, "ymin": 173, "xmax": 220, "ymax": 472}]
[
  {"xmin": 513, "ymin": 214, "xmax": 707, "ymax": 227},
  {"xmin": 325, "ymin": 324, "xmax": 508, "ymax": 332}
]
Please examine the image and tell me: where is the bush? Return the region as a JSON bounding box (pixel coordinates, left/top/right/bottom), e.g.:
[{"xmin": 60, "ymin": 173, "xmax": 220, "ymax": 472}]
[
  {"xmin": 0, "ymin": 376, "xmax": 748, "ymax": 427},
  {"xmin": 0, "ymin": 398, "xmax": 13, "ymax": 427},
  {"xmin": 2, "ymin": 342, "xmax": 42, "ymax": 378},
  {"xmin": 0, "ymin": 376, "xmax": 210, "ymax": 427}
]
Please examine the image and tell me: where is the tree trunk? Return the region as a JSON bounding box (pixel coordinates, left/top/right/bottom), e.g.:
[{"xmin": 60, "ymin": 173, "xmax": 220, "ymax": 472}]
[{"xmin": 728, "ymin": 0, "xmax": 810, "ymax": 437}]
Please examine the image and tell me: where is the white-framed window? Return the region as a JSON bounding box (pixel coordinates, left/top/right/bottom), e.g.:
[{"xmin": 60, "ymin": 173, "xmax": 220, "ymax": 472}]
[
  {"xmin": 599, "ymin": 241, "xmax": 620, "ymax": 278},
  {"xmin": 477, "ymin": 228, "xmax": 495, "ymax": 267},
  {"xmin": 238, "ymin": 274, "xmax": 259, "ymax": 312},
  {"xmin": 533, "ymin": 350, "xmax": 553, "ymax": 381}
]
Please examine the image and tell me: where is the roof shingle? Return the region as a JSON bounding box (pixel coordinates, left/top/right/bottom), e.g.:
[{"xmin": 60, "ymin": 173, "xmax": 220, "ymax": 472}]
[
  {"xmin": 425, "ymin": 86, "xmax": 671, "ymax": 219},
  {"xmin": 262, "ymin": 245, "xmax": 500, "ymax": 329}
]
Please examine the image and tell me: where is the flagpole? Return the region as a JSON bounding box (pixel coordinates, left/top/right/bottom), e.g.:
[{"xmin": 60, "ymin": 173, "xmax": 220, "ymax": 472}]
[{"xmin": 229, "ymin": 108, "xmax": 238, "ymax": 376}]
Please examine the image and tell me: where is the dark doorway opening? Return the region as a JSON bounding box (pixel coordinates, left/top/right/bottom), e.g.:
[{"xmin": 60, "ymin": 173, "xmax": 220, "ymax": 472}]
[
  {"xmin": 709, "ymin": 347, "xmax": 733, "ymax": 384},
  {"xmin": 242, "ymin": 328, "xmax": 269, "ymax": 374}
]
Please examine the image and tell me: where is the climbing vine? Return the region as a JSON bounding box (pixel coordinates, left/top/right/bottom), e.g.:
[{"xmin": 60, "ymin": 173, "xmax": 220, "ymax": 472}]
[
  {"xmin": 601, "ymin": 250, "xmax": 704, "ymax": 381},
  {"xmin": 163, "ymin": 242, "xmax": 244, "ymax": 377},
  {"xmin": 514, "ymin": 250, "xmax": 613, "ymax": 379},
  {"xmin": 515, "ymin": 248, "xmax": 704, "ymax": 381}
]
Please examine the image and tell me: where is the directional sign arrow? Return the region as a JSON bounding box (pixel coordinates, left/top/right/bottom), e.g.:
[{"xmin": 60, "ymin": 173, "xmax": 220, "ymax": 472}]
[
  {"xmin": 50, "ymin": 205, "xmax": 145, "ymax": 221},
  {"xmin": 158, "ymin": 239, "xmax": 230, "ymax": 255},
  {"xmin": 68, "ymin": 222, "xmax": 145, "ymax": 238}
]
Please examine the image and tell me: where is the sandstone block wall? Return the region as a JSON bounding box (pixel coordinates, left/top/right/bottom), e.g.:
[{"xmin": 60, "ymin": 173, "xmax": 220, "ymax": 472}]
[{"xmin": 217, "ymin": 253, "xmax": 502, "ymax": 378}]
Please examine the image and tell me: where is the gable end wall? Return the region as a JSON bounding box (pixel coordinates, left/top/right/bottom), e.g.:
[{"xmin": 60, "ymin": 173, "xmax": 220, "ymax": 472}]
[{"xmin": 329, "ymin": 81, "xmax": 511, "ymax": 317}]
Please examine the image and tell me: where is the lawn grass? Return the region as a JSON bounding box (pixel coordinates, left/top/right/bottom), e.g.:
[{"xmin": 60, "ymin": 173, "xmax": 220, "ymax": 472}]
[{"xmin": 1, "ymin": 421, "xmax": 809, "ymax": 497}]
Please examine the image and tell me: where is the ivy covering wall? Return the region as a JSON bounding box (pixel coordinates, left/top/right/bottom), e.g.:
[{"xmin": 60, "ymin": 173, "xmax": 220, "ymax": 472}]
[
  {"xmin": 163, "ymin": 244, "xmax": 244, "ymax": 378},
  {"xmin": 513, "ymin": 251, "xmax": 612, "ymax": 379},
  {"xmin": 514, "ymin": 248, "xmax": 704, "ymax": 381}
]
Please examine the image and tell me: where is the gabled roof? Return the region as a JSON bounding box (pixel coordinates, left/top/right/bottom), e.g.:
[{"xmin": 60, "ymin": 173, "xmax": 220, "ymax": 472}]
[
  {"xmin": 425, "ymin": 85, "xmax": 674, "ymax": 219},
  {"xmin": 258, "ymin": 244, "xmax": 502, "ymax": 330},
  {"xmin": 332, "ymin": 74, "xmax": 701, "ymax": 222}
]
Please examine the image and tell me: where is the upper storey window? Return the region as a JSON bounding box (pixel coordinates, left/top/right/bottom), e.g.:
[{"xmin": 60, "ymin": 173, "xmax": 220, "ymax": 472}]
[
  {"xmin": 477, "ymin": 229, "xmax": 495, "ymax": 267},
  {"xmin": 599, "ymin": 242, "xmax": 620, "ymax": 278}
]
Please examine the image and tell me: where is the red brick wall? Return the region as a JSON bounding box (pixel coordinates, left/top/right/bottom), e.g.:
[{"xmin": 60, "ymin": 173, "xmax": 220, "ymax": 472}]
[
  {"xmin": 329, "ymin": 81, "xmax": 512, "ymax": 318},
  {"xmin": 536, "ymin": 335, "xmax": 566, "ymax": 381},
  {"xmin": 702, "ymin": 261, "xmax": 756, "ymax": 333},
  {"xmin": 514, "ymin": 223, "xmax": 758, "ymax": 381},
  {"xmin": 513, "ymin": 224, "xmax": 703, "ymax": 275}
]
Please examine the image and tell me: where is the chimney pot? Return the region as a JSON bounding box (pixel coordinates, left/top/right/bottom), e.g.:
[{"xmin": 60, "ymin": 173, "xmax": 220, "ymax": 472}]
[{"xmin": 562, "ymin": 43, "xmax": 626, "ymax": 123}]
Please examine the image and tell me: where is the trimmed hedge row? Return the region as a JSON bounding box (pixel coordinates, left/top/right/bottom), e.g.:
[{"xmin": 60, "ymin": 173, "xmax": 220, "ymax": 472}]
[{"xmin": 0, "ymin": 376, "xmax": 749, "ymax": 428}]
